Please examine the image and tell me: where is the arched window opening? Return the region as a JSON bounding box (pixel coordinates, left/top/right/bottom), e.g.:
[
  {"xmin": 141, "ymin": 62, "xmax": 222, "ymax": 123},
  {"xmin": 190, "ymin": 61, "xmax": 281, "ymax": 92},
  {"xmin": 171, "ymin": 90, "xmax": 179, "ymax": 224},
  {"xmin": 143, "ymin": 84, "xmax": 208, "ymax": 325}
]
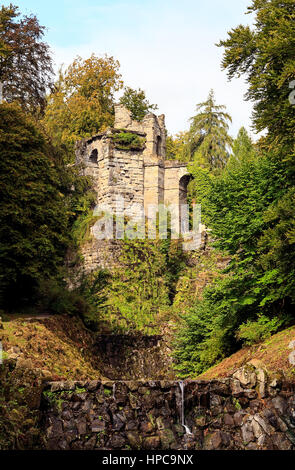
[
  {"xmin": 179, "ymin": 174, "xmax": 193, "ymax": 233},
  {"xmin": 156, "ymin": 135, "xmax": 162, "ymax": 157},
  {"xmin": 179, "ymin": 174, "xmax": 192, "ymax": 207},
  {"xmin": 89, "ymin": 148, "xmax": 98, "ymax": 163}
]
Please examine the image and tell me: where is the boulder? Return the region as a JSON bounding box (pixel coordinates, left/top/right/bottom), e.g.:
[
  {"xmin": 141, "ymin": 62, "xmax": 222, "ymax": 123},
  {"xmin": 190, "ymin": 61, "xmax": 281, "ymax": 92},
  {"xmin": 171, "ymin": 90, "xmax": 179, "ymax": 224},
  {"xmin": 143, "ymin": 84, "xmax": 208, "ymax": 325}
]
[
  {"xmin": 233, "ymin": 365, "xmax": 257, "ymax": 388},
  {"xmin": 241, "ymin": 421, "xmax": 254, "ymax": 444}
]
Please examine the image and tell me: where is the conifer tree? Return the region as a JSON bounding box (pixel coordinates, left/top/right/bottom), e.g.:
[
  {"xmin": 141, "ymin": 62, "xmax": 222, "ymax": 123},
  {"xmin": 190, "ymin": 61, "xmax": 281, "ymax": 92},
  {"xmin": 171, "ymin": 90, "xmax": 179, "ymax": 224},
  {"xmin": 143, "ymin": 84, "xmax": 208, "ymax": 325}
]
[
  {"xmin": 218, "ymin": 0, "xmax": 295, "ymax": 160},
  {"xmin": 187, "ymin": 90, "xmax": 233, "ymax": 170},
  {"xmin": 228, "ymin": 126, "xmax": 257, "ymax": 167},
  {"xmin": 43, "ymin": 54, "xmax": 122, "ymax": 157}
]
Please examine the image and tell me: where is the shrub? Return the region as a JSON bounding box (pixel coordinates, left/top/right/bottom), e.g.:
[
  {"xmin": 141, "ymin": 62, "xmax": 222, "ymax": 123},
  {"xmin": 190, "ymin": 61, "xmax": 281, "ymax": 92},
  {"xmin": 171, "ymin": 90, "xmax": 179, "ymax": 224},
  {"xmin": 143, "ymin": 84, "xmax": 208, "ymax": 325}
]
[
  {"xmin": 36, "ymin": 279, "xmax": 89, "ymax": 317},
  {"xmin": 112, "ymin": 131, "xmax": 145, "ymax": 150},
  {"xmin": 236, "ymin": 315, "xmax": 286, "ymax": 345}
]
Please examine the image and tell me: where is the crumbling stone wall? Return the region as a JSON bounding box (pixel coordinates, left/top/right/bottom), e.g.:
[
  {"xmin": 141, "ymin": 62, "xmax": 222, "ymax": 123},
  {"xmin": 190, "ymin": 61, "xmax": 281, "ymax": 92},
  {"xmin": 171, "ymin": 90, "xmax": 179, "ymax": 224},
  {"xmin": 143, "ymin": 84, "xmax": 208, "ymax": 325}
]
[
  {"xmin": 114, "ymin": 104, "xmax": 166, "ymax": 161},
  {"xmin": 41, "ymin": 363, "xmax": 295, "ymax": 450},
  {"xmin": 76, "ymin": 131, "xmax": 145, "ymax": 219},
  {"xmin": 74, "ymin": 106, "xmax": 192, "ymax": 274},
  {"xmin": 93, "ymin": 335, "xmax": 175, "ymax": 380}
]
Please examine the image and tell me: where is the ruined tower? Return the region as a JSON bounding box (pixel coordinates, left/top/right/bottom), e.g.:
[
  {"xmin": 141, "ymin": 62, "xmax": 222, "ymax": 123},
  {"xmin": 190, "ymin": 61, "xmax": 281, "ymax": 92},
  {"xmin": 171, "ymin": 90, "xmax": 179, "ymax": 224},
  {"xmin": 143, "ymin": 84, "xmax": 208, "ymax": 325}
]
[{"xmin": 75, "ymin": 105, "xmax": 192, "ymax": 272}]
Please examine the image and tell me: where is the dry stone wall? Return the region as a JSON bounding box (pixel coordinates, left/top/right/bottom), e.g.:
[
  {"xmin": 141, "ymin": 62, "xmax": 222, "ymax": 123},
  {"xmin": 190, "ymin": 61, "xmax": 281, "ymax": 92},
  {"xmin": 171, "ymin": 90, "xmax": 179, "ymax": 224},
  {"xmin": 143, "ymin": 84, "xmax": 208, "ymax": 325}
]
[
  {"xmin": 93, "ymin": 335, "xmax": 175, "ymax": 380},
  {"xmin": 41, "ymin": 364, "xmax": 295, "ymax": 450}
]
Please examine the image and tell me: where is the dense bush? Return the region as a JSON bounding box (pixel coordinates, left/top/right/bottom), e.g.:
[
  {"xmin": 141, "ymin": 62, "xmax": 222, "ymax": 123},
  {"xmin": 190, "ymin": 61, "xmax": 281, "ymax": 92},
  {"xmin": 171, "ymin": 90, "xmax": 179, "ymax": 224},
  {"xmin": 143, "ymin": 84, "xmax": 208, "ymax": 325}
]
[
  {"xmin": 112, "ymin": 131, "xmax": 145, "ymax": 150},
  {"xmin": 174, "ymin": 151, "xmax": 295, "ymax": 376},
  {"xmin": 80, "ymin": 233, "xmax": 186, "ymax": 334}
]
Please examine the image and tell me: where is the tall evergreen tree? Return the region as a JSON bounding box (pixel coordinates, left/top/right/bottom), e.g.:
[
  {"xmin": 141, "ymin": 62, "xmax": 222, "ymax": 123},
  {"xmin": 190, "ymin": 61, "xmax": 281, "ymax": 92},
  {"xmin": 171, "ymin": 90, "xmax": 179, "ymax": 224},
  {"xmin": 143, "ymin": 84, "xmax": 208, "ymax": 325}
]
[
  {"xmin": 228, "ymin": 126, "xmax": 257, "ymax": 167},
  {"xmin": 187, "ymin": 90, "xmax": 233, "ymax": 170}
]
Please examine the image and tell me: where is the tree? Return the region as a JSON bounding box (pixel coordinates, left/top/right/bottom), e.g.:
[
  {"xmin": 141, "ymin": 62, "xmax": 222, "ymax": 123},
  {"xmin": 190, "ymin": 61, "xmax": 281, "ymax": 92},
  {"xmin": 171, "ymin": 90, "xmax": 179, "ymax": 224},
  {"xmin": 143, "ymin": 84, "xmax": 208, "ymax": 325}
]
[
  {"xmin": 187, "ymin": 90, "xmax": 233, "ymax": 170},
  {"xmin": 175, "ymin": 151, "xmax": 290, "ymax": 376},
  {"xmin": 174, "ymin": 2, "xmax": 295, "ymax": 375},
  {"xmin": 0, "ymin": 4, "xmax": 53, "ymax": 112},
  {"xmin": 43, "ymin": 54, "xmax": 123, "ymax": 158},
  {"xmin": 0, "ymin": 103, "xmax": 71, "ymax": 307},
  {"xmin": 228, "ymin": 126, "xmax": 257, "ymax": 167},
  {"xmin": 119, "ymin": 86, "xmax": 158, "ymax": 121},
  {"xmin": 218, "ymin": 0, "xmax": 295, "ymax": 161},
  {"xmin": 166, "ymin": 132, "xmax": 190, "ymax": 161}
]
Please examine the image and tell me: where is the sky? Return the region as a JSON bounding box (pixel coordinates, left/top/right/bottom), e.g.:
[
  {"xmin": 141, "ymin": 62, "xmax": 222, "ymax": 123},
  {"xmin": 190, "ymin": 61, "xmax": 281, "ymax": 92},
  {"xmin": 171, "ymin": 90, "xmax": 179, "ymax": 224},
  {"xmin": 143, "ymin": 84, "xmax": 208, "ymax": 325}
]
[{"xmin": 6, "ymin": 0, "xmax": 256, "ymax": 138}]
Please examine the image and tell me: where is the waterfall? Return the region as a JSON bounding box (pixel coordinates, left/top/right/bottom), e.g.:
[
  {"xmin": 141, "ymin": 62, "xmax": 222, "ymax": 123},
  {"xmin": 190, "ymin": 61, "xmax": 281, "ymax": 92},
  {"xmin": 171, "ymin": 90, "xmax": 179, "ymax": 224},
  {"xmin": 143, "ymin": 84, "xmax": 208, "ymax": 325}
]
[{"xmin": 178, "ymin": 381, "xmax": 192, "ymax": 435}]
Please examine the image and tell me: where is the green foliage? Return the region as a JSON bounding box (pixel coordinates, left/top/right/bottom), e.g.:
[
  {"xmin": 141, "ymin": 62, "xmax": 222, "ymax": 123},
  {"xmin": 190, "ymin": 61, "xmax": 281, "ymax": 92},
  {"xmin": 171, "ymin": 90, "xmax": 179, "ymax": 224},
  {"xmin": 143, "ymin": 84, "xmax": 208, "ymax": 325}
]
[
  {"xmin": 0, "ymin": 361, "xmax": 42, "ymax": 449},
  {"xmin": 75, "ymin": 270, "xmax": 111, "ymax": 330},
  {"xmin": 186, "ymin": 89, "xmax": 233, "ymax": 170},
  {"xmin": 96, "ymin": 238, "xmax": 170, "ymax": 334},
  {"xmin": 35, "ymin": 278, "xmax": 93, "ymax": 320},
  {"xmin": 71, "ymin": 210, "xmax": 99, "ymax": 245},
  {"xmin": 258, "ymin": 187, "xmax": 295, "ymax": 303},
  {"xmin": 43, "ymin": 54, "xmax": 123, "ymax": 157},
  {"xmin": 59, "ymin": 163, "xmax": 96, "ymax": 224},
  {"xmin": 119, "ymin": 87, "xmax": 158, "ymax": 121},
  {"xmin": 228, "ymin": 127, "xmax": 257, "ymax": 167},
  {"xmin": 0, "ymin": 103, "xmax": 71, "ymax": 307},
  {"xmin": 112, "ymin": 131, "xmax": 145, "ymax": 150},
  {"xmin": 237, "ymin": 315, "xmax": 285, "ymax": 345},
  {"xmin": 190, "ymin": 153, "xmax": 285, "ymax": 255},
  {"xmin": 43, "ymin": 390, "xmax": 64, "ymax": 410},
  {"xmin": 218, "ymin": 0, "xmax": 295, "ymax": 164},
  {"xmin": 104, "ymin": 388, "xmax": 112, "ymax": 397},
  {"xmin": 0, "ymin": 4, "xmax": 53, "ymax": 113},
  {"xmin": 166, "ymin": 132, "xmax": 190, "ymax": 162},
  {"xmin": 174, "ymin": 147, "xmax": 294, "ymax": 376},
  {"xmin": 173, "ymin": 273, "xmax": 256, "ymax": 377},
  {"xmin": 232, "ymin": 398, "xmax": 242, "ymax": 410},
  {"xmin": 81, "ymin": 231, "xmax": 186, "ymax": 334}
]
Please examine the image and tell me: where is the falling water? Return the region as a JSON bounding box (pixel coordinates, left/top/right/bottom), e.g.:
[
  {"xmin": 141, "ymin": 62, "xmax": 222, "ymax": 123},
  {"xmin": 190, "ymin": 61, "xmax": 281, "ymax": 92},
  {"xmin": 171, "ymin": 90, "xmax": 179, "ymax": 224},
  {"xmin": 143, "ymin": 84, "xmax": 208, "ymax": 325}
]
[
  {"xmin": 178, "ymin": 381, "xmax": 192, "ymax": 435},
  {"xmin": 112, "ymin": 383, "xmax": 116, "ymax": 400}
]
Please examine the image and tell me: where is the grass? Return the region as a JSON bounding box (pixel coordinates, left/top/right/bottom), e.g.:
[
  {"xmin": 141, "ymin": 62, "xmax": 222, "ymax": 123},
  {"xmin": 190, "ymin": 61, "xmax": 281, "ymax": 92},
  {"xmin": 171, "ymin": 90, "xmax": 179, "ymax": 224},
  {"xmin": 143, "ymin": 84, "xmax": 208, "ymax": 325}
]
[{"xmin": 1, "ymin": 313, "xmax": 104, "ymax": 380}]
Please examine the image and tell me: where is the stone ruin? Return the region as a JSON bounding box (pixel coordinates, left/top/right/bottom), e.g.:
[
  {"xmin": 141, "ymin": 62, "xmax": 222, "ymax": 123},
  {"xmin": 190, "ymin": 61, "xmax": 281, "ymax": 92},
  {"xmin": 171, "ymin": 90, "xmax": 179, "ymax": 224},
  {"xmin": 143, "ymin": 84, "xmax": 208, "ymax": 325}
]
[{"xmin": 75, "ymin": 105, "xmax": 195, "ymax": 273}]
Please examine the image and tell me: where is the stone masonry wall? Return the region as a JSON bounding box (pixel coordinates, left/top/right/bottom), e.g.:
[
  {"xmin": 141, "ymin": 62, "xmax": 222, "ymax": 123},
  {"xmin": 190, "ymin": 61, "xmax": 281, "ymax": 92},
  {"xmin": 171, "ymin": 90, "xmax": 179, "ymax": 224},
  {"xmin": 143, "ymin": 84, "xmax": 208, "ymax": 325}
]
[
  {"xmin": 114, "ymin": 104, "xmax": 166, "ymax": 161},
  {"xmin": 93, "ymin": 335, "xmax": 175, "ymax": 380},
  {"xmin": 76, "ymin": 133, "xmax": 145, "ymax": 218},
  {"xmin": 41, "ymin": 363, "xmax": 295, "ymax": 450},
  {"xmin": 74, "ymin": 106, "xmax": 193, "ymax": 274},
  {"xmin": 77, "ymin": 239, "xmax": 122, "ymax": 274}
]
